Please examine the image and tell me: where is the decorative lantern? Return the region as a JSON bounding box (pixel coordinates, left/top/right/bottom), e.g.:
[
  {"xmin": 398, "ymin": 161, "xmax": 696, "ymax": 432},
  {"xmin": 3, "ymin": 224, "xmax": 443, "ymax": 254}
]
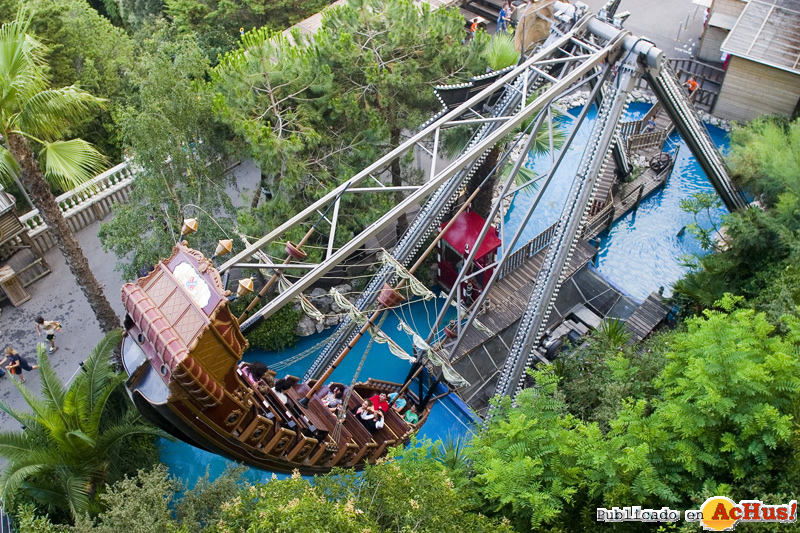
[
  {"xmin": 237, "ymin": 278, "xmax": 254, "ymax": 297},
  {"xmin": 180, "ymin": 218, "xmax": 198, "ymax": 236},
  {"xmin": 215, "ymin": 239, "xmax": 233, "ymax": 257}
]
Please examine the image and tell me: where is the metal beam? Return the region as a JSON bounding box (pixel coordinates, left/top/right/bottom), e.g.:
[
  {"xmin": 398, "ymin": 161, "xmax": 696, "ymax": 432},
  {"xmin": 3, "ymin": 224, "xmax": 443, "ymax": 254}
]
[
  {"xmin": 239, "ymin": 38, "xmax": 617, "ymax": 324},
  {"xmin": 218, "ymin": 18, "xmax": 593, "ymax": 273}
]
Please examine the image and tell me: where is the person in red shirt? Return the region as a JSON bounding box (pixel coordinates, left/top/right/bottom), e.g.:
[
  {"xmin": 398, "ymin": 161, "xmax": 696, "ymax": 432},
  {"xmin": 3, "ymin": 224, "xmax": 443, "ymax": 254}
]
[
  {"xmin": 369, "ymin": 392, "xmax": 390, "ymax": 413},
  {"xmin": 683, "ymin": 76, "xmax": 699, "ymax": 94}
]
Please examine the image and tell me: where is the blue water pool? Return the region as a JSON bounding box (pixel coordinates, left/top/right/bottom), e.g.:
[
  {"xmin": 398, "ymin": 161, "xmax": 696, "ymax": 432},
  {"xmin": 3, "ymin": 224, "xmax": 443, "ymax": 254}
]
[
  {"xmin": 504, "ymin": 101, "xmax": 727, "ymax": 301},
  {"xmin": 503, "ymin": 103, "xmax": 652, "ymax": 250},
  {"xmin": 160, "ymin": 296, "xmax": 472, "ymax": 486},
  {"xmin": 595, "ymin": 126, "xmax": 728, "ymax": 300}
]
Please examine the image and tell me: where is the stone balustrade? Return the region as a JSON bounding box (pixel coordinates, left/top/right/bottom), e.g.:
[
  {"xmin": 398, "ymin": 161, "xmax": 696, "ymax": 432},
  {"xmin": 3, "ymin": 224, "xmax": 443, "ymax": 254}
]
[{"xmin": 19, "ymin": 162, "xmax": 136, "ymax": 254}]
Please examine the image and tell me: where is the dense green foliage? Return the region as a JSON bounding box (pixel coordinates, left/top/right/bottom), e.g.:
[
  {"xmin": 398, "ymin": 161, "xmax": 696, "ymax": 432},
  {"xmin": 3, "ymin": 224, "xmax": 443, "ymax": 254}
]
[
  {"xmin": 213, "ymin": 0, "xmax": 487, "ymax": 249},
  {"xmin": 166, "ymin": 0, "xmax": 330, "ymax": 59},
  {"xmin": 98, "ymin": 22, "xmax": 238, "ymax": 280},
  {"xmin": 457, "ymin": 298, "xmax": 800, "ymax": 531},
  {"xmin": 0, "ymin": 332, "xmax": 165, "ymax": 521},
  {"xmin": 673, "ymin": 117, "xmax": 800, "ymax": 322},
  {"xmin": 20, "ymin": 446, "xmax": 511, "ymax": 533},
  {"xmin": 0, "ymin": 0, "xmax": 135, "ymax": 157},
  {"xmin": 15, "ymin": 465, "xmax": 245, "ymax": 532}
]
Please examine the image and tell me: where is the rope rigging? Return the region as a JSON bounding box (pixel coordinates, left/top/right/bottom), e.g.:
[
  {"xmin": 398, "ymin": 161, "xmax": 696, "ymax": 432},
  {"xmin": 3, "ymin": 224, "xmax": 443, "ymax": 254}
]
[{"xmin": 331, "ymin": 312, "xmax": 388, "ymax": 442}]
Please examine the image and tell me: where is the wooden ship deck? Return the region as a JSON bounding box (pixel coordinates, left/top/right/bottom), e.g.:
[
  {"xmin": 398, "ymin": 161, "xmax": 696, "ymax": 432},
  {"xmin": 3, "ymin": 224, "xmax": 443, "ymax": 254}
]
[{"xmin": 448, "ymin": 238, "xmax": 597, "ymax": 364}]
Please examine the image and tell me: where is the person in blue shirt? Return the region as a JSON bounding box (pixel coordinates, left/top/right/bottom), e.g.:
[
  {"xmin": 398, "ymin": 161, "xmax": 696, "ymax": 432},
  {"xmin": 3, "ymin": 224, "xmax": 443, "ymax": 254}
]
[
  {"xmin": 388, "ymin": 392, "xmax": 407, "ymax": 412},
  {"xmin": 496, "ymin": 5, "xmax": 509, "ymax": 33}
]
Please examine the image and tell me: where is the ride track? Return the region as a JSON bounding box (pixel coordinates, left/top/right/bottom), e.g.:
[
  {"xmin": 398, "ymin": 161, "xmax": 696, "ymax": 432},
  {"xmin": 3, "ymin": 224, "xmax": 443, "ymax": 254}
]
[{"xmin": 217, "ymin": 4, "xmax": 745, "ymax": 414}]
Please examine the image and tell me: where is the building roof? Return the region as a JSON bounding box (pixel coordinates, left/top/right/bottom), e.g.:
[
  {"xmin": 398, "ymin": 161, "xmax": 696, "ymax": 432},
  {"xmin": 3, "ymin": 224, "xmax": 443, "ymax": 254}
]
[
  {"xmin": 708, "ymin": 11, "xmax": 739, "ymax": 30},
  {"xmin": 441, "ymin": 211, "xmax": 502, "ymax": 260},
  {"xmin": 721, "ymin": 0, "xmax": 800, "ymax": 75}
]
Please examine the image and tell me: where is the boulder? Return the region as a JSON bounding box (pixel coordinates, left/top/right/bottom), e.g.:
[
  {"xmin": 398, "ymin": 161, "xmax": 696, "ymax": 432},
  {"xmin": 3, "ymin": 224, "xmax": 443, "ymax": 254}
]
[
  {"xmin": 309, "ymin": 287, "xmax": 333, "ymax": 313},
  {"xmin": 296, "ymin": 315, "xmax": 318, "ymax": 337}
]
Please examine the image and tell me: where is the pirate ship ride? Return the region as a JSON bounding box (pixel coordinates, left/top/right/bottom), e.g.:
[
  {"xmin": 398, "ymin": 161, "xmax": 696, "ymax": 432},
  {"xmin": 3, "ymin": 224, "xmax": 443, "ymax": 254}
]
[{"xmin": 120, "ymin": 236, "xmax": 434, "ymax": 474}]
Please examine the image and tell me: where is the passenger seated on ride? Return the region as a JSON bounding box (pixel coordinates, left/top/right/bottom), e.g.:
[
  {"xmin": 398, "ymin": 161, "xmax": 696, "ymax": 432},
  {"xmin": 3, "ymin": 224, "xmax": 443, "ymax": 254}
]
[
  {"xmin": 369, "ymin": 392, "xmax": 390, "ymax": 413},
  {"xmin": 352, "ymin": 400, "xmax": 377, "ymax": 432},
  {"xmin": 256, "ymin": 378, "xmax": 272, "ymax": 396},
  {"xmin": 388, "ymin": 392, "xmax": 406, "ymax": 412},
  {"xmin": 272, "ymin": 378, "xmax": 292, "ymax": 404},
  {"xmin": 323, "ymin": 385, "xmax": 344, "ymax": 411},
  {"xmin": 372, "ymin": 410, "xmax": 385, "ymax": 433},
  {"xmin": 241, "ymin": 362, "xmax": 268, "ymax": 384},
  {"xmin": 404, "ymin": 404, "xmax": 419, "ymax": 425}
]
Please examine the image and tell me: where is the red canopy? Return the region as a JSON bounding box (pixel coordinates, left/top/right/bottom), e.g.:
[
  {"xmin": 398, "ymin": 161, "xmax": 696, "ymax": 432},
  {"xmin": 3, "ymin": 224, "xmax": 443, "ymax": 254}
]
[{"xmin": 441, "ymin": 211, "xmax": 501, "ymax": 260}]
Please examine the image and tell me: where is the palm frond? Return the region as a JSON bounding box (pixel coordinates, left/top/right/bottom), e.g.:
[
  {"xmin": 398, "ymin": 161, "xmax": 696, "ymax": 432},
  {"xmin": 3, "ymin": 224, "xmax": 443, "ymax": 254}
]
[
  {"xmin": 17, "ymin": 87, "xmax": 105, "ymax": 142},
  {"xmin": 39, "ymin": 139, "xmax": 107, "ymax": 192},
  {"xmin": 62, "ymin": 473, "xmax": 93, "ymax": 518},
  {"xmin": 6, "ymin": 375, "xmax": 61, "ymax": 435},
  {"xmin": 0, "ymin": 431, "xmax": 36, "ymax": 462},
  {"xmin": 19, "ymin": 481, "xmax": 70, "ymax": 513},
  {"xmin": 484, "ymin": 33, "xmax": 519, "ymax": 71},
  {"xmin": 75, "ymin": 330, "xmax": 123, "ymax": 436},
  {"xmin": 0, "ymin": 398, "xmax": 41, "ymax": 429},
  {"xmin": 0, "ymin": 19, "xmax": 49, "ymax": 114},
  {"xmin": 36, "ymin": 345, "xmax": 72, "ymax": 428},
  {"xmin": 0, "ymin": 146, "xmax": 21, "ymax": 188},
  {"xmin": 499, "ymin": 162, "xmax": 540, "ymax": 196},
  {"xmin": 0, "ymin": 463, "xmax": 45, "ymax": 506},
  {"xmin": 94, "ymin": 419, "xmax": 167, "ymax": 458}
]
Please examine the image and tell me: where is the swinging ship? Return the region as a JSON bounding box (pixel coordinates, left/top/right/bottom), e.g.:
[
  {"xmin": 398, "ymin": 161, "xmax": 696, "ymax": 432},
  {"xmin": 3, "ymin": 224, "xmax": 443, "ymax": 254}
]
[{"xmin": 120, "ymin": 243, "xmax": 429, "ymax": 474}]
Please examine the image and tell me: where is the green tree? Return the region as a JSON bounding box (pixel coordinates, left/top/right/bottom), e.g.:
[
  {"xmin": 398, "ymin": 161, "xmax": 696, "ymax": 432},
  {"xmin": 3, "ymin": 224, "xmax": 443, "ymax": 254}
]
[
  {"xmin": 0, "ymin": 16, "xmax": 120, "ymax": 332},
  {"xmin": 0, "ymin": 331, "xmax": 165, "ymax": 519},
  {"xmin": 100, "ymin": 22, "xmax": 237, "ymax": 280},
  {"xmin": 213, "ymin": 0, "xmax": 487, "ymax": 248},
  {"xmin": 673, "ymin": 117, "xmax": 800, "ymax": 318},
  {"xmin": 23, "ymin": 0, "xmax": 135, "ymax": 157},
  {"xmin": 727, "ymin": 116, "xmax": 800, "ymax": 206},
  {"xmin": 165, "ymin": 0, "xmax": 330, "ymax": 59},
  {"xmin": 468, "ymin": 368, "xmax": 590, "ymax": 530},
  {"xmin": 213, "ymin": 444, "xmax": 512, "ymax": 533},
  {"xmin": 14, "ymin": 465, "xmax": 245, "ymax": 532},
  {"xmin": 654, "ymin": 295, "xmax": 800, "ymax": 488},
  {"xmin": 319, "ymin": 0, "xmax": 487, "ymax": 239}
]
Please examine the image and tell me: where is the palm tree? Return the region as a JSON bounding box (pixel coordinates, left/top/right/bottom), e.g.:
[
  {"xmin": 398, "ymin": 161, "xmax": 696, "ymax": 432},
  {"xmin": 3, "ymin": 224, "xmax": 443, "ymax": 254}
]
[
  {"xmin": 0, "ymin": 331, "xmax": 166, "ymax": 518},
  {"xmin": 0, "ymin": 17, "xmax": 118, "ymax": 332}
]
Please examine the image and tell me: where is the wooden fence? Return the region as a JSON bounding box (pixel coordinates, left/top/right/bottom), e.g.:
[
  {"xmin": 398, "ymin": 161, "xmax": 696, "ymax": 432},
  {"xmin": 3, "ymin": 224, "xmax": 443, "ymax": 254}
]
[
  {"xmin": 19, "ymin": 162, "xmax": 135, "ymax": 254},
  {"xmin": 667, "ymin": 58, "xmax": 725, "ymax": 85},
  {"xmin": 498, "ymin": 221, "xmax": 558, "ymax": 279},
  {"xmin": 626, "ymin": 130, "xmax": 667, "ymax": 154}
]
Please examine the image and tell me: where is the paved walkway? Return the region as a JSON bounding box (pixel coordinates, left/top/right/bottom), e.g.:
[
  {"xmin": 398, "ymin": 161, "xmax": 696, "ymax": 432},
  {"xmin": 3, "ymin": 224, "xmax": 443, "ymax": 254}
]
[{"xmin": 0, "ymin": 161, "xmax": 260, "ymax": 430}]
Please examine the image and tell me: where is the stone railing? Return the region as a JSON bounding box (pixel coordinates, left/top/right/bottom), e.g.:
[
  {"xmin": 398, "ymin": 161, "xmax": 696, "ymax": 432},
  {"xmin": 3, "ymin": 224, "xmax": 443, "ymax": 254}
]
[{"xmin": 19, "ymin": 162, "xmax": 136, "ymax": 254}]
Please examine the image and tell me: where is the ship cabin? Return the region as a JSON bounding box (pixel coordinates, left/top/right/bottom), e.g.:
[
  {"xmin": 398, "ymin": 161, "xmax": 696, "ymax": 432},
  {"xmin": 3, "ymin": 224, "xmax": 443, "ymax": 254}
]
[
  {"xmin": 120, "ymin": 243, "xmax": 426, "ymax": 473},
  {"xmin": 436, "ymin": 210, "xmax": 501, "ymax": 305}
]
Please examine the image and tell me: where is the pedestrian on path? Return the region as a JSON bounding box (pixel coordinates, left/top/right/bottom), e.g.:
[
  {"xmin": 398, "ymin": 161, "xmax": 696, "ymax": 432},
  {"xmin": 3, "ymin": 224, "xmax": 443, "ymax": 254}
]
[
  {"xmin": 497, "ymin": 4, "xmax": 511, "ymax": 32},
  {"xmin": 1, "ymin": 347, "xmax": 38, "ymax": 384},
  {"xmin": 35, "ymin": 316, "xmax": 62, "ymax": 353}
]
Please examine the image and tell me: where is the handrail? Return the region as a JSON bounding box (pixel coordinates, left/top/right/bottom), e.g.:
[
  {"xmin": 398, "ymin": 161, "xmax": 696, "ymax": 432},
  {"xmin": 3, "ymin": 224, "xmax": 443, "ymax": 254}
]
[
  {"xmin": 17, "ymin": 162, "xmax": 135, "ymax": 254},
  {"xmin": 19, "ymin": 162, "xmax": 132, "ymax": 228},
  {"xmin": 626, "ymin": 130, "xmax": 667, "ymax": 154},
  {"xmin": 497, "ymin": 222, "xmax": 558, "ymax": 279},
  {"xmin": 667, "ymin": 58, "xmax": 725, "ymax": 84}
]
